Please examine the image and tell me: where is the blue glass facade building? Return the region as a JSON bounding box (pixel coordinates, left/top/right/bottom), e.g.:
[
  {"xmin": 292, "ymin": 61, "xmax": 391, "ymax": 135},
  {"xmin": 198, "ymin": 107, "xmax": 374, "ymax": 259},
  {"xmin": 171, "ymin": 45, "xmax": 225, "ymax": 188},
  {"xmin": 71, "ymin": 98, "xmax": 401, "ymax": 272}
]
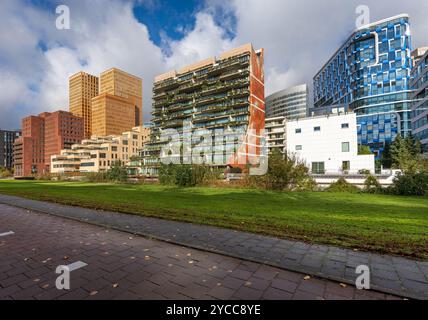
[
  {"xmin": 410, "ymin": 49, "xmax": 428, "ymax": 155},
  {"xmin": 313, "ymin": 14, "xmax": 413, "ymax": 155}
]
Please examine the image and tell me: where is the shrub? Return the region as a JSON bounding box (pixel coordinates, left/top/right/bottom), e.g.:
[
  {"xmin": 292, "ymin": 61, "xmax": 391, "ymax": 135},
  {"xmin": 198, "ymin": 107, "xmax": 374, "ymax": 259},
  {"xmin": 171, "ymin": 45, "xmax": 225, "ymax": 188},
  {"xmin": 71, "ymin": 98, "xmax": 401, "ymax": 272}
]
[
  {"xmin": 326, "ymin": 177, "xmax": 359, "ymax": 193},
  {"xmin": 105, "ymin": 163, "xmax": 128, "ymax": 182},
  {"xmin": 364, "ymin": 175, "xmax": 381, "ymax": 193},
  {"xmin": 358, "ymin": 169, "xmax": 371, "ymax": 175},
  {"xmin": 159, "ymin": 164, "xmax": 219, "ymax": 187},
  {"xmin": 85, "ymin": 172, "xmax": 107, "ymax": 183},
  {"xmin": 36, "ymin": 173, "xmax": 53, "ymax": 181},
  {"xmin": 0, "ymin": 168, "xmax": 13, "ymax": 178},
  {"xmin": 391, "ymin": 172, "xmax": 428, "ymax": 196},
  {"xmin": 250, "ymin": 150, "xmax": 314, "ymax": 191},
  {"xmin": 159, "ymin": 164, "xmax": 177, "ymax": 185}
]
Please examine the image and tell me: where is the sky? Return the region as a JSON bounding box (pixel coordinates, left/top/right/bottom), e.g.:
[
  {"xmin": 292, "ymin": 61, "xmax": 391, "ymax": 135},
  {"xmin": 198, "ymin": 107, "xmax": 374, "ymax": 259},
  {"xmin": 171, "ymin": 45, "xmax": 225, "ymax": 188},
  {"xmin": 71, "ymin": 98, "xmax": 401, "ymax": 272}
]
[{"xmin": 0, "ymin": 0, "xmax": 427, "ymax": 130}]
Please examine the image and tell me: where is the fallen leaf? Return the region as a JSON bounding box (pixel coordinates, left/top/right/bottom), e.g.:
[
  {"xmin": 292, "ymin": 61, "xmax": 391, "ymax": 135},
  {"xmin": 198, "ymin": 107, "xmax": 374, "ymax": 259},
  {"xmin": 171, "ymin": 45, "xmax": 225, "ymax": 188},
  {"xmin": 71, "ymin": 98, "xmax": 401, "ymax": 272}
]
[
  {"xmin": 340, "ymin": 283, "xmax": 347, "ymax": 288},
  {"xmin": 24, "ymin": 258, "xmax": 29, "ymax": 261},
  {"xmin": 144, "ymin": 256, "xmax": 150, "ymax": 260},
  {"xmin": 42, "ymin": 284, "xmax": 49, "ymax": 289},
  {"xmin": 63, "ymin": 256, "xmax": 69, "ymax": 260},
  {"xmin": 130, "ymin": 256, "xmax": 136, "ymax": 260},
  {"xmin": 33, "ymin": 278, "xmax": 40, "ymax": 282},
  {"xmin": 112, "ymin": 284, "xmax": 119, "ymax": 288},
  {"xmin": 188, "ymin": 260, "xmax": 194, "ymax": 264},
  {"xmin": 89, "ymin": 291, "xmax": 98, "ymax": 296},
  {"xmin": 303, "ymin": 275, "xmax": 311, "ymax": 280},
  {"xmin": 245, "ymin": 282, "xmax": 252, "ymax": 287}
]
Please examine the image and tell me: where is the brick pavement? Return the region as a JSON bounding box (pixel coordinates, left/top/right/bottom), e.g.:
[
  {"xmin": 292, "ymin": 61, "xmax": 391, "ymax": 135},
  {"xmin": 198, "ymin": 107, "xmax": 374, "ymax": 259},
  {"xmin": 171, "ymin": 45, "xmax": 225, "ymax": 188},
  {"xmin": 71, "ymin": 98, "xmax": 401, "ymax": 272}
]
[
  {"xmin": 0, "ymin": 204, "xmax": 400, "ymax": 300},
  {"xmin": 1, "ymin": 194, "xmax": 426, "ymax": 299}
]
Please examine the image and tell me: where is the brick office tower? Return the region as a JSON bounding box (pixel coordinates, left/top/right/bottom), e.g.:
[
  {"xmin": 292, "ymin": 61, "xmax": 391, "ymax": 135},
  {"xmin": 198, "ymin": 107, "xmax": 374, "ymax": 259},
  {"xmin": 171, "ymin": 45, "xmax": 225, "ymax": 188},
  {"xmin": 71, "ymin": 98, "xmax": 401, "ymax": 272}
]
[
  {"xmin": 145, "ymin": 43, "xmax": 265, "ymax": 174},
  {"xmin": 14, "ymin": 111, "xmax": 84, "ymax": 177},
  {"xmin": 69, "ymin": 71, "xmax": 99, "ymax": 139},
  {"xmin": 0, "ymin": 129, "xmax": 21, "ymax": 170},
  {"xmin": 92, "ymin": 68, "xmax": 143, "ymax": 136}
]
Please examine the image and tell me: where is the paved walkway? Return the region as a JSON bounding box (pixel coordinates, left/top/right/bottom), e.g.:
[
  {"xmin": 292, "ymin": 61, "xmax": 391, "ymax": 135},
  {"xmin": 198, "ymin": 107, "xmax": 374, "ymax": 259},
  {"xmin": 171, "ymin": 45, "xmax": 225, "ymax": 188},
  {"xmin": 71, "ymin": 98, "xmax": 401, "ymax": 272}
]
[
  {"xmin": 0, "ymin": 204, "xmax": 399, "ymax": 300},
  {"xmin": 0, "ymin": 194, "xmax": 427, "ymax": 300}
]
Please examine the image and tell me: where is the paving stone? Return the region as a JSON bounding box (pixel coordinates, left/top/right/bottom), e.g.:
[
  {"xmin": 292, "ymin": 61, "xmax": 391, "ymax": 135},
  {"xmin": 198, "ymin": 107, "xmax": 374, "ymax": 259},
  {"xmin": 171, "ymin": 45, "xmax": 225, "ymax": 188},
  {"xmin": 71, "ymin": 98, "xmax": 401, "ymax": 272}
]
[{"xmin": 0, "ymin": 200, "xmax": 409, "ymax": 300}]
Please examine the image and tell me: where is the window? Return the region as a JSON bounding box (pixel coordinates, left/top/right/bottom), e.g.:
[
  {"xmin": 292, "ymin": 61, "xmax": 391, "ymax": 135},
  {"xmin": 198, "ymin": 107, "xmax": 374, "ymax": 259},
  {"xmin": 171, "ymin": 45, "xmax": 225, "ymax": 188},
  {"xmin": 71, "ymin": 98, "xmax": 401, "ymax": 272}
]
[
  {"xmin": 342, "ymin": 142, "xmax": 350, "ymax": 152},
  {"xmin": 295, "ymin": 128, "xmax": 302, "ymax": 134},
  {"xmin": 111, "ymin": 146, "xmax": 117, "ymax": 152},
  {"xmin": 295, "ymin": 145, "xmax": 302, "ymax": 151},
  {"xmin": 341, "ymin": 123, "xmax": 349, "ymax": 129},
  {"xmin": 314, "ymin": 126, "xmax": 321, "ymax": 132},
  {"xmin": 312, "ymin": 162, "xmax": 325, "ymax": 174},
  {"xmin": 342, "ymin": 161, "xmax": 350, "ymax": 171}
]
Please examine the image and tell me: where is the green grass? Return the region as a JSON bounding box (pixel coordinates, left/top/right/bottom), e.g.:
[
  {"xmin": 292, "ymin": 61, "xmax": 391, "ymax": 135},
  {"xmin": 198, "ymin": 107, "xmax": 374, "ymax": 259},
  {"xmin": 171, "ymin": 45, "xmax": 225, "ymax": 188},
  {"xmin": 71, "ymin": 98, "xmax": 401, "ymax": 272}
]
[{"xmin": 0, "ymin": 180, "xmax": 427, "ymax": 260}]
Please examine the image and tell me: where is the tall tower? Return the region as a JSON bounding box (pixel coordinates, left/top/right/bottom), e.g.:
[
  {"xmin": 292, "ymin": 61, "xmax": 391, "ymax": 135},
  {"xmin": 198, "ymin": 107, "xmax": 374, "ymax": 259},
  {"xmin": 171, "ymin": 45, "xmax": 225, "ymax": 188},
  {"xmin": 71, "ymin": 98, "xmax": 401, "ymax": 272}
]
[
  {"xmin": 100, "ymin": 68, "xmax": 143, "ymax": 126},
  {"xmin": 91, "ymin": 68, "xmax": 143, "ymax": 136},
  {"xmin": 69, "ymin": 71, "xmax": 99, "ymax": 139}
]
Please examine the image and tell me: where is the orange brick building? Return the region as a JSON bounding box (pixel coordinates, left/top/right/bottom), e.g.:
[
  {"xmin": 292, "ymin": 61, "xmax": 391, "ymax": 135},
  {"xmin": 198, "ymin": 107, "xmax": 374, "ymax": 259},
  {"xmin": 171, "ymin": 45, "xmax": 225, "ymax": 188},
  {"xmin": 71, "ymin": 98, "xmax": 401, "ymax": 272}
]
[{"xmin": 14, "ymin": 111, "xmax": 84, "ymax": 177}]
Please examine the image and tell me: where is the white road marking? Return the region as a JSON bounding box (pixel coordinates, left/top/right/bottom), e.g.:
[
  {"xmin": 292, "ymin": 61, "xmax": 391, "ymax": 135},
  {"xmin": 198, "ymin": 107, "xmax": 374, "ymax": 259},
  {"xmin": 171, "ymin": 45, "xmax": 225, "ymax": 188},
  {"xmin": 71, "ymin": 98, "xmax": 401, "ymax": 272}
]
[
  {"xmin": 0, "ymin": 231, "xmax": 15, "ymax": 237},
  {"xmin": 67, "ymin": 261, "xmax": 88, "ymax": 272}
]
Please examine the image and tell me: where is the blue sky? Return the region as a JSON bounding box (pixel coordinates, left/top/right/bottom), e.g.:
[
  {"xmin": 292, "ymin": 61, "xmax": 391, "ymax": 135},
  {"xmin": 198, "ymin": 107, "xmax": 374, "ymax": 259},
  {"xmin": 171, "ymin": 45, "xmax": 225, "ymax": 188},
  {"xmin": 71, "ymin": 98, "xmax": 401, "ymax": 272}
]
[
  {"xmin": 1, "ymin": 0, "xmax": 427, "ymax": 129},
  {"xmin": 133, "ymin": 0, "xmax": 202, "ymax": 46}
]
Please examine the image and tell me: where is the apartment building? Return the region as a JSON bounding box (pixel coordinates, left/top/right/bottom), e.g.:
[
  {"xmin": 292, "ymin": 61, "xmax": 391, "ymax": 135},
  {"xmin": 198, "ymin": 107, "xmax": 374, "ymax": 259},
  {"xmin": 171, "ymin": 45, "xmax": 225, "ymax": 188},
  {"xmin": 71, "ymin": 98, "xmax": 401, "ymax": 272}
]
[
  {"xmin": 266, "ymin": 85, "xmax": 309, "ymax": 119},
  {"xmin": 410, "ymin": 48, "xmax": 428, "ymax": 155},
  {"xmin": 51, "ymin": 126, "xmax": 146, "ymax": 174},
  {"xmin": 313, "ymin": 14, "xmax": 413, "ymax": 155},
  {"xmin": 265, "ymin": 117, "xmax": 286, "ymax": 155},
  {"xmin": 286, "ymin": 113, "xmax": 375, "ymax": 174},
  {"xmin": 14, "ymin": 111, "xmax": 84, "ymax": 177},
  {"xmin": 69, "ymin": 71, "xmax": 99, "ymax": 139},
  {"xmin": 91, "ymin": 68, "xmax": 143, "ymax": 136},
  {"xmin": 145, "ymin": 43, "xmax": 265, "ymax": 174},
  {"xmin": 0, "ymin": 129, "xmax": 21, "ymax": 170}
]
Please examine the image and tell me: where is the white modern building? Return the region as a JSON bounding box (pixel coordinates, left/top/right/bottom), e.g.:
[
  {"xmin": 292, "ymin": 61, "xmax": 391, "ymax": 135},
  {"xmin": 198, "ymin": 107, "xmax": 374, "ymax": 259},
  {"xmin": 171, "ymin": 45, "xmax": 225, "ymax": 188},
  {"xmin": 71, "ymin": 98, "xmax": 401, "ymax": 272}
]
[
  {"xmin": 286, "ymin": 113, "xmax": 375, "ymax": 174},
  {"xmin": 266, "ymin": 116, "xmax": 286, "ymax": 155}
]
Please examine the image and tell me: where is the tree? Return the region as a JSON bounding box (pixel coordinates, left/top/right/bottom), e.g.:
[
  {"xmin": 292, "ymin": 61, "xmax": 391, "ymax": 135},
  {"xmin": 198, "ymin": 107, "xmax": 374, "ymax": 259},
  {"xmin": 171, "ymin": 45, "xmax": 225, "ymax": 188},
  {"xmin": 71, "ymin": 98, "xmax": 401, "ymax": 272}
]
[
  {"xmin": 381, "ymin": 141, "xmax": 392, "ymax": 169},
  {"xmin": 358, "ymin": 145, "xmax": 372, "ymax": 155},
  {"xmin": 105, "ymin": 162, "xmax": 128, "ymax": 182},
  {"xmin": 390, "ymin": 135, "xmax": 422, "ymax": 173},
  {"xmin": 253, "ymin": 150, "xmax": 314, "ymax": 191}
]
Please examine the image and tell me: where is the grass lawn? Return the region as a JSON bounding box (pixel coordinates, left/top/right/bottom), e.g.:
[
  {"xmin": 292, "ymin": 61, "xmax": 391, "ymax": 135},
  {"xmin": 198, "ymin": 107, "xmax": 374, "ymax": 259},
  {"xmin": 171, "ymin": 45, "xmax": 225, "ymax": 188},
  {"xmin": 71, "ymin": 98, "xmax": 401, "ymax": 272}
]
[{"xmin": 0, "ymin": 180, "xmax": 427, "ymax": 260}]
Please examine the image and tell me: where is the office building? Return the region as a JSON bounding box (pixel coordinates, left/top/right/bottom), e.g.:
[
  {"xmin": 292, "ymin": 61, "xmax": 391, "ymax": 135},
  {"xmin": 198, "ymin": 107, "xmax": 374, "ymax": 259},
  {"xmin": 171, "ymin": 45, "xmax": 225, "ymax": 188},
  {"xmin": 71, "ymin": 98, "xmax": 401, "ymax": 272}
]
[
  {"xmin": 69, "ymin": 71, "xmax": 99, "ymax": 139},
  {"xmin": 266, "ymin": 85, "xmax": 309, "ymax": 119},
  {"xmin": 411, "ymin": 47, "xmax": 428, "ymax": 155},
  {"xmin": 14, "ymin": 111, "xmax": 84, "ymax": 177},
  {"xmin": 313, "ymin": 14, "xmax": 413, "ymax": 155},
  {"xmin": 0, "ymin": 129, "xmax": 21, "ymax": 170},
  {"xmin": 91, "ymin": 68, "xmax": 142, "ymax": 136},
  {"xmin": 265, "ymin": 117, "xmax": 286, "ymax": 155},
  {"xmin": 286, "ymin": 113, "xmax": 375, "ymax": 174},
  {"xmin": 51, "ymin": 126, "xmax": 146, "ymax": 174},
  {"xmin": 145, "ymin": 43, "xmax": 265, "ymax": 174},
  {"xmin": 412, "ymin": 47, "xmax": 428, "ymax": 66}
]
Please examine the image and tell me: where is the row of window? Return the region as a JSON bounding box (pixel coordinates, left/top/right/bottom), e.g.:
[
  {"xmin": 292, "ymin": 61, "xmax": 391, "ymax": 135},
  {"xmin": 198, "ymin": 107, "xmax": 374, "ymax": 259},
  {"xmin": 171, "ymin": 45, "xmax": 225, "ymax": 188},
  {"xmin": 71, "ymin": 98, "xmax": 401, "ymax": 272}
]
[{"xmin": 295, "ymin": 142, "xmax": 350, "ymax": 152}]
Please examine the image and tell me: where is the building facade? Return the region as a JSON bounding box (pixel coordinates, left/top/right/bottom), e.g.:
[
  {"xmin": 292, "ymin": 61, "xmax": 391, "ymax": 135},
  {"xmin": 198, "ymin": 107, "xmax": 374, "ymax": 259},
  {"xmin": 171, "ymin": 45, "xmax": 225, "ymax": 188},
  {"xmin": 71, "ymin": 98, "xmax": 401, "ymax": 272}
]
[
  {"xmin": 51, "ymin": 126, "xmax": 145, "ymax": 174},
  {"xmin": 14, "ymin": 111, "xmax": 84, "ymax": 177},
  {"xmin": 266, "ymin": 85, "xmax": 309, "ymax": 119},
  {"xmin": 265, "ymin": 117, "xmax": 286, "ymax": 155},
  {"xmin": 0, "ymin": 129, "xmax": 21, "ymax": 170},
  {"xmin": 145, "ymin": 44, "xmax": 265, "ymax": 174},
  {"xmin": 286, "ymin": 113, "xmax": 375, "ymax": 174},
  {"xmin": 411, "ymin": 47, "xmax": 428, "ymax": 66},
  {"xmin": 69, "ymin": 71, "xmax": 99, "ymax": 139},
  {"xmin": 313, "ymin": 14, "xmax": 413, "ymax": 155},
  {"xmin": 91, "ymin": 68, "xmax": 142, "ymax": 136},
  {"xmin": 410, "ymin": 48, "xmax": 428, "ymax": 155}
]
